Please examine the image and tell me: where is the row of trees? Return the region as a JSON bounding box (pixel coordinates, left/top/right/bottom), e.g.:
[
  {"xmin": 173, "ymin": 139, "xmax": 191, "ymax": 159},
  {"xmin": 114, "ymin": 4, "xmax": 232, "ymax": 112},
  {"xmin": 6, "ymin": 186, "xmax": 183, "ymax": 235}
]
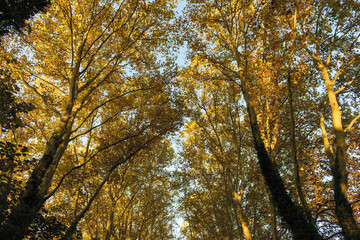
[
  {"xmin": 177, "ymin": 0, "xmax": 360, "ymax": 239},
  {"xmin": 0, "ymin": 0, "xmax": 359, "ymax": 239}
]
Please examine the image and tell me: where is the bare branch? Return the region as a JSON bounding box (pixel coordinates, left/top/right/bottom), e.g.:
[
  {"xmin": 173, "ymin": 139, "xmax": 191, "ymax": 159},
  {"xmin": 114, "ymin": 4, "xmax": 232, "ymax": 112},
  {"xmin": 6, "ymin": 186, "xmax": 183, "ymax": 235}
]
[
  {"xmin": 346, "ymin": 114, "xmax": 360, "ymax": 132},
  {"xmin": 334, "ymin": 79, "xmax": 355, "ymax": 95}
]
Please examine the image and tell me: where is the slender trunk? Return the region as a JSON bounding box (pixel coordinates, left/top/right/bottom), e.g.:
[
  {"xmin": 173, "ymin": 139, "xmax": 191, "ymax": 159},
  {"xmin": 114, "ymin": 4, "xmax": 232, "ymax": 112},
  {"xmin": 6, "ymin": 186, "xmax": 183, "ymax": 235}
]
[
  {"xmin": 231, "ymin": 196, "xmax": 243, "ymax": 240},
  {"xmin": 224, "ymin": 168, "xmax": 234, "ymax": 240},
  {"xmin": 61, "ymin": 181, "xmax": 106, "ymax": 239},
  {"xmin": 233, "ymin": 192, "xmax": 252, "ymax": 240},
  {"xmin": 61, "ymin": 169, "xmax": 110, "ymax": 239},
  {"xmin": 122, "ymin": 212, "xmax": 129, "ymax": 240},
  {"xmin": 62, "ymin": 142, "xmax": 148, "ymax": 239},
  {"xmin": 287, "ymin": 69, "xmax": 314, "ymax": 225},
  {"xmin": 286, "ymin": 7, "xmax": 315, "ymax": 227},
  {"xmin": 318, "ymin": 63, "xmax": 360, "ymax": 239},
  {"xmin": 104, "ymin": 204, "xmax": 115, "ymax": 240},
  {"xmin": 104, "ymin": 189, "xmax": 115, "ymax": 240}
]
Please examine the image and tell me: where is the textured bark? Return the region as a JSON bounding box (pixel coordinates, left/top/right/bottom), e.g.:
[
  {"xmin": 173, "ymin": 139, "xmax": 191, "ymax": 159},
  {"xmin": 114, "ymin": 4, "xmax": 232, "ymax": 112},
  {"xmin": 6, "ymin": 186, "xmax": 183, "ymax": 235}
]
[{"xmin": 0, "ymin": 96, "xmax": 74, "ymax": 239}]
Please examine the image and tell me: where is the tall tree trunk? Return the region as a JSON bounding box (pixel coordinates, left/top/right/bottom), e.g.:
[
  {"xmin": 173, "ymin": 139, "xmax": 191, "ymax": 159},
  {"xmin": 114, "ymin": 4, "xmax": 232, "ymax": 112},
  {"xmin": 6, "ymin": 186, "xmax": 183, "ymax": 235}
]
[
  {"xmin": 0, "ymin": 116, "xmax": 73, "ymax": 240},
  {"xmin": 318, "ymin": 63, "xmax": 360, "ymax": 240},
  {"xmin": 233, "ymin": 39, "xmax": 323, "ymax": 239},
  {"xmin": 243, "ymin": 98, "xmax": 322, "ymax": 239}
]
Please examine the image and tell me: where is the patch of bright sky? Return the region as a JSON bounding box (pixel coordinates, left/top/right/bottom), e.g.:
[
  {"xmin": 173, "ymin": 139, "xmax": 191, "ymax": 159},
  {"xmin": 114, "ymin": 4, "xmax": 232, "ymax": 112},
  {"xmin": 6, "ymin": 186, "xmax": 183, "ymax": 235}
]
[
  {"xmin": 168, "ymin": 1, "xmax": 188, "ymax": 238},
  {"xmin": 174, "ymin": 0, "xmax": 188, "ymax": 67}
]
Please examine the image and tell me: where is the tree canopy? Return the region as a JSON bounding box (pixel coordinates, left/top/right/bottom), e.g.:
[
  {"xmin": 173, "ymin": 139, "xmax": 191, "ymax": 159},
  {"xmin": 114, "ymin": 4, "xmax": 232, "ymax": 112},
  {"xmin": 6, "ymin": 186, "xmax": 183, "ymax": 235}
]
[{"xmin": 0, "ymin": 0, "xmax": 359, "ymax": 239}]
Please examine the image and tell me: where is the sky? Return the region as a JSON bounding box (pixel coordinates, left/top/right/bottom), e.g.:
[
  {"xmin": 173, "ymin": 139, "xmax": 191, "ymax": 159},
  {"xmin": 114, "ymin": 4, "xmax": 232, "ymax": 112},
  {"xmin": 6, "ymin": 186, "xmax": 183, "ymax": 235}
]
[{"xmin": 175, "ymin": 0, "xmax": 188, "ymax": 67}]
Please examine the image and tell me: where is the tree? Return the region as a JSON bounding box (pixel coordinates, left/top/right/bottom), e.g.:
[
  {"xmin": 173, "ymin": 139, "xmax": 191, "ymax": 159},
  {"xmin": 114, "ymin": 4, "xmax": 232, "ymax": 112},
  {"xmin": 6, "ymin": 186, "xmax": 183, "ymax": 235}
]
[
  {"xmin": 0, "ymin": 0, "xmax": 359, "ymax": 239},
  {"xmin": 178, "ymin": 63, "xmax": 271, "ymax": 239},
  {"xmin": 296, "ymin": 1, "xmax": 360, "ymax": 238},
  {"xmin": 0, "ymin": 0, "xmax": 183, "ymax": 238},
  {"xmin": 179, "ymin": 0, "xmax": 360, "ymax": 239},
  {"xmin": 0, "ymin": 67, "xmax": 34, "ymax": 131},
  {"xmin": 0, "ymin": 0, "xmax": 46, "ymax": 228},
  {"xmin": 63, "ymin": 138, "xmax": 178, "ymax": 240}
]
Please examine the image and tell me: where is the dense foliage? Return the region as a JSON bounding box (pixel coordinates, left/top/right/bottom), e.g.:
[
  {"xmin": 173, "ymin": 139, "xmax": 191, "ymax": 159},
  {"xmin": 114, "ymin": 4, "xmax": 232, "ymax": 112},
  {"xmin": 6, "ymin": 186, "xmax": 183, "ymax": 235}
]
[{"xmin": 0, "ymin": 0, "xmax": 359, "ymax": 239}]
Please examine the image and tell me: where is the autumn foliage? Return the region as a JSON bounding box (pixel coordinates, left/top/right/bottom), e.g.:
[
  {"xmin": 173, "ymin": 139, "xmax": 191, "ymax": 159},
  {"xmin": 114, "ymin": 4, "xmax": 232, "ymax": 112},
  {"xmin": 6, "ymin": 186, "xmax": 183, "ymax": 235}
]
[{"xmin": 0, "ymin": 0, "xmax": 360, "ymax": 239}]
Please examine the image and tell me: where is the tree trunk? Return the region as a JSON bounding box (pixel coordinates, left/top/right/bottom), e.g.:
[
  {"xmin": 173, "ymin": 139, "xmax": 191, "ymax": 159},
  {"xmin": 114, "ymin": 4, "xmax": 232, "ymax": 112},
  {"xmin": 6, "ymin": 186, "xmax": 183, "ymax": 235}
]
[
  {"xmin": 244, "ymin": 100, "xmax": 322, "ymax": 239},
  {"xmin": 287, "ymin": 69, "xmax": 314, "ymax": 225},
  {"xmin": 0, "ymin": 123, "xmax": 71, "ymax": 240},
  {"xmin": 318, "ymin": 63, "xmax": 360, "ymax": 240},
  {"xmin": 234, "ymin": 40, "xmax": 323, "ymax": 239},
  {"xmin": 233, "ymin": 192, "xmax": 252, "ymax": 240},
  {"xmin": 104, "ymin": 191, "xmax": 115, "ymax": 240}
]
